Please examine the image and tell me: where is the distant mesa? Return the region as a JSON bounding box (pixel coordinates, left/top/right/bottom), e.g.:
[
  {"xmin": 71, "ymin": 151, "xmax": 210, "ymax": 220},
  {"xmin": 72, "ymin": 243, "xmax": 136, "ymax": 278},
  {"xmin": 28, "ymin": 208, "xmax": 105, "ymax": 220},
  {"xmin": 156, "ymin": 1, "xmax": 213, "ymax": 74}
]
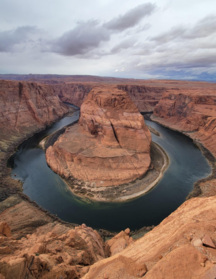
[{"xmin": 46, "ymin": 85, "xmax": 152, "ymax": 187}]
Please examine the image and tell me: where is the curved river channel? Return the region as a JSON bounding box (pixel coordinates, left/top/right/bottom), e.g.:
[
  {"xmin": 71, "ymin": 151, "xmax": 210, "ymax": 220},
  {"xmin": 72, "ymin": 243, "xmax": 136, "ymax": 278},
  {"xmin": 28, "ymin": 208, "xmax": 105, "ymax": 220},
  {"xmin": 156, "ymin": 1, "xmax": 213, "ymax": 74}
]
[{"xmin": 8, "ymin": 106, "xmax": 211, "ymax": 231}]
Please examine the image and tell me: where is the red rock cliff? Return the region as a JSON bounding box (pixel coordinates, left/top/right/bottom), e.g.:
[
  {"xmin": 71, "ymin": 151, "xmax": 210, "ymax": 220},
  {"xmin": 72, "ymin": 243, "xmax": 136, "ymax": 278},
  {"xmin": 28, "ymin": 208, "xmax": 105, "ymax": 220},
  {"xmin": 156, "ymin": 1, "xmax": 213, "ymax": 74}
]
[
  {"xmin": 152, "ymin": 86, "xmax": 216, "ymax": 158},
  {"xmin": 46, "ymin": 86, "xmax": 151, "ymax": 187},
  {"xmin": 117, "ymin": 84, "xmax": 166, "ymax": 112},
  {"xmin": 53, "ymin": 83, "xmax": 93, "ymax": 107},
  {"xmin": 0, "ymin": 79, "xmax": 71, "ymax": 200}
]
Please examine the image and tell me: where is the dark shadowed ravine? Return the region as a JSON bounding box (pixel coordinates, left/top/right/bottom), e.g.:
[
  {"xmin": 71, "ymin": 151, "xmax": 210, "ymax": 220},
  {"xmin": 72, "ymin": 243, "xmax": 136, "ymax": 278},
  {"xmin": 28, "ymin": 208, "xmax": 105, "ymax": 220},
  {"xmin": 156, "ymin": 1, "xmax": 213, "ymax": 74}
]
[{"xmin": 8, "ymin": 104, "xmax": 211, "ymax": 231}]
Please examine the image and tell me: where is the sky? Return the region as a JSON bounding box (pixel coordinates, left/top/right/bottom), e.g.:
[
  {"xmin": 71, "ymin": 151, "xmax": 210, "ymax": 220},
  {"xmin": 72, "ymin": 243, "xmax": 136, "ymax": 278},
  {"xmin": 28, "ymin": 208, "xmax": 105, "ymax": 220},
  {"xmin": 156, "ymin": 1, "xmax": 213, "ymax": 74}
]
[{"xmin": 0, "ymin": 0, "xmax": 216, "ymax": 81}]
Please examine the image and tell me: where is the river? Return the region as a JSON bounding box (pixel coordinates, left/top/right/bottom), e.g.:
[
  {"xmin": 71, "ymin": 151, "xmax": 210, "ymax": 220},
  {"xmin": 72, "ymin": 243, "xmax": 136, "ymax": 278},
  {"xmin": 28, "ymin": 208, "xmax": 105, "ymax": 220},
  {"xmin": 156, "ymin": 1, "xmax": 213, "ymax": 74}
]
[{"xmin": 8, "ymin": 106, "xmax": 211, "ymax": 231}]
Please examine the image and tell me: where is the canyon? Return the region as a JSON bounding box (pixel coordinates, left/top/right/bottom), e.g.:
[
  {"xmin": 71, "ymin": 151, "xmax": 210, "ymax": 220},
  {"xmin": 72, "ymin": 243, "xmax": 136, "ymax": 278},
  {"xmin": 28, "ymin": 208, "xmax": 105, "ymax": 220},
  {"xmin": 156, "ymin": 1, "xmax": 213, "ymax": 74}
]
[{"xmin": 1, "ymin": 75, "xmax": 216, "ymax": 278}]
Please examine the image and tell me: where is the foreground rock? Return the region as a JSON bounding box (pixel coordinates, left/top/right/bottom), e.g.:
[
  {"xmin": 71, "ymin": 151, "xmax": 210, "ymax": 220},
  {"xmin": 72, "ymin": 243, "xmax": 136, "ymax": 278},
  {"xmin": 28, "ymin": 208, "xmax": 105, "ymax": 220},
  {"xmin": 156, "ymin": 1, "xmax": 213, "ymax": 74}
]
[
  {"xmin": 83, "ymin": 196, "xmax": 216, "ymax": 279},
  {"xmin": 46, "ymin": 86, "xmax": 151, "ymax": 187},
  {"xmin": 0, "ymin": 221, "xmax": 105, "ymax": 279}
]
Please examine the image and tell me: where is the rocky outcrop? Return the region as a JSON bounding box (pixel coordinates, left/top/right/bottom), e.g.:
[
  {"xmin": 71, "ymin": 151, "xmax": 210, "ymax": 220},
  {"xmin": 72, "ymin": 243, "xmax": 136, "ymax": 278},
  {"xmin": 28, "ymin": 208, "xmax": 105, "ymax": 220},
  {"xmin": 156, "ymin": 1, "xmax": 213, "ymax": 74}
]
[
  {"xmin": 105, "ymin": 228, "xmax": 134, "ymax": 256},
  {"xmin": 0, "ymin": 221, "xmax": 105, "ymax": 279},
  {"xmin": 117, "ymin": 84, "xmax": 166, "ymax": 112},
  {"xmin": 46, "ymin": 86, "xmax": 151, "ymax": 187},
  {"xmin": 0, "ymin": 79, "xmax": 72, "ymax": 201},
  {"xmin": 152, "ymin": 89, "xmax": 216, "ymax": 158},
  {"xmin": 83, "ymin": 196, "xmax": 216, "ymax": 279}
]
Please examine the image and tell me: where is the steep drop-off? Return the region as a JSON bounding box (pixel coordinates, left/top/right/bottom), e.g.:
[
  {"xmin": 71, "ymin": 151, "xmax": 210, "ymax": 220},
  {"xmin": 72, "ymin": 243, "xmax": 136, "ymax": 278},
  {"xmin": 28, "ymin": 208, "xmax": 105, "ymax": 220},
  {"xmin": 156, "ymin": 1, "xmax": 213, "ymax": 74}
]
[
  {"xmin": 117, "ymin": 84, "xmax": 166, "ymax": 112},
  {"xmin": 54, "ymin": 83, "xmax": 93, "ymax": 107},
  {"xmin": 46, "ymin": 86, "xmax": 152, "ymax": 187},
  {"xmin": 152, "ymin": 89, "xmax": 216, "ymax": 158},
  {"xmin": 0, "ymin": 79, "xmax": 72, "ymax": 200}
]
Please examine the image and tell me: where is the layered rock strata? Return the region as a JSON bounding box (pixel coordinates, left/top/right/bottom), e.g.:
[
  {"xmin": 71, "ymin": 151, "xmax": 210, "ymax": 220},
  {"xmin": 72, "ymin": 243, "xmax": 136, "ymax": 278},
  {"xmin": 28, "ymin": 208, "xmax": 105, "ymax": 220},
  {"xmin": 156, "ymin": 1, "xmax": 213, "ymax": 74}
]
[
  {"xmin": 152, "ymin": 89, "xmax": 216, "ymax": 158},
  {"xmin": 54, "ymin": 83, "xmax": 93, "ymax": 107},
  {"xmin": 0, "ymin": 80, "xmax": 72, "ymax": 200},
  {"xmin": 46, "ymin": 86, "xmax": 151, "ymax": 187},
  {"xmin": 117, "ymin": 84, "xmax": 166, "ymax": 112},
  {"xmin": 83, "ymin": 196, "xmax": 216, "ymax": 279}
]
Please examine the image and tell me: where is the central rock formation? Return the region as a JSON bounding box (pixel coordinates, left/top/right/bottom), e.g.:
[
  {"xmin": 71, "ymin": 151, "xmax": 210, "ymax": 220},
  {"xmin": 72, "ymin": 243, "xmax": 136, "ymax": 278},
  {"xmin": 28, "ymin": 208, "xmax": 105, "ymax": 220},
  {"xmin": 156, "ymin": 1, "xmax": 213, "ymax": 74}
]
[{"xmin": 46, "ymin": 86, "xmax": 151, "ymax": 187}]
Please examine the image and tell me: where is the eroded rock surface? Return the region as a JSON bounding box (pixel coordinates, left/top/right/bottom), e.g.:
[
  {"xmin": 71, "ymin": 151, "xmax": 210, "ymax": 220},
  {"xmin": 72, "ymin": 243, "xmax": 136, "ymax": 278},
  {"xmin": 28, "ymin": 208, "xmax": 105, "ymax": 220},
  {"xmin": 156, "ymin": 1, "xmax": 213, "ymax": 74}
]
[
  {"xmin": 152, "ymin": 87, "xmax": 216, "ymax": 158},
  {"xmin": 117, "ymin": 84, "xmax": 165, "ymax": 112},
  {"xmin": 54, "ymin": 83, "xmax": 93, "ymax": 107},
  {"xmin": 46, "ymin": 86, "xmax": 151, "ymax": 187},
  {"xmin": 0, "ymin": 221, "xmax": 105, "ymax": 279},
  {"xmin": 0, "ymin": 79, "xmax": 72, "ymax": 201},
  {"xmin": 83, "ymin": 196, "xmax": 216, "ymax": 279}
]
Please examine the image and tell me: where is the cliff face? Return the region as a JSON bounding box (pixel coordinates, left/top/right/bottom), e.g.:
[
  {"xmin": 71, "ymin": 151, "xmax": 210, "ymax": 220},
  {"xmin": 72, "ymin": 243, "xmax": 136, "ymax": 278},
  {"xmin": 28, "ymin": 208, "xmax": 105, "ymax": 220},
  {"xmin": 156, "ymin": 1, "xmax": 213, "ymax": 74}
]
[
  {"xmin": 117, "ymin": 84, "xmax": 166, "ymax": 112},
  {"xmin": 46, "ymin": 86, "xmax": 151, "ymax": 187},
  {"xmin": 53, "ymin": 83, "xmax": 93, "ymax": 107},
  {"xmin": 53, "ymin": 83, "xmax": 165, "ymax": 112},
  {"xmin": 0, "ymin": 80, "xmax": 72, "ymax": 200},
  {"xmin": 152, "ymin": 89, "xmax": 216, "ymax": 158}
]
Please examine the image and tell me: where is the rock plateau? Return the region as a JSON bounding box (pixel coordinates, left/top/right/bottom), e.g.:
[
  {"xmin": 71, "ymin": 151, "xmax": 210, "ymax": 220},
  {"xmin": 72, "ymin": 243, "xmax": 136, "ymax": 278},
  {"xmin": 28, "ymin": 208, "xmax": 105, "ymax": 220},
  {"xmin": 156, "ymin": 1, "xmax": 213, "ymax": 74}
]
[{"xmin": 46, "ymin": 86, "xmax": 152, "ymax": 187}]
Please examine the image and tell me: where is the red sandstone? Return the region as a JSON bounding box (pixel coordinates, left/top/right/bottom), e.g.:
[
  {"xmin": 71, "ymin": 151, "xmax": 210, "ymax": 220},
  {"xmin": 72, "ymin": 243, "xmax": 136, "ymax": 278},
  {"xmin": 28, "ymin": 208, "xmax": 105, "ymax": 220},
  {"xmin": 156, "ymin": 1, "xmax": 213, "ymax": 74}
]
[{"xmin": 46, "ymin": 86, "xmax": 151, "ymax": 187}]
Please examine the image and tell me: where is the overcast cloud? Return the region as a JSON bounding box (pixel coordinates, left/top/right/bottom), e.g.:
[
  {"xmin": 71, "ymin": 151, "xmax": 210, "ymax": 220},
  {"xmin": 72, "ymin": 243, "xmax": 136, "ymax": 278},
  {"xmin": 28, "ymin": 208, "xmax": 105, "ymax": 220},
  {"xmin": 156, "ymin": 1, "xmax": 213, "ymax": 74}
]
[
  {"xmin": 104, "ymin": 3, "xmax": 155, "ymax": 31},
  {"xmin": 0, "ymin": 0, "xmax": 216, "ymax": 81}
]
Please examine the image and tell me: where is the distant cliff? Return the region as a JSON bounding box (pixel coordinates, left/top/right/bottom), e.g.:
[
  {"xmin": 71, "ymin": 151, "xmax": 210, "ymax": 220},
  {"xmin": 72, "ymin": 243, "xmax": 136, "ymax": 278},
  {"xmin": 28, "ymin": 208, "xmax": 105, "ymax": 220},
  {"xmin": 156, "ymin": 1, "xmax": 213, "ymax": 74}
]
[
  {"xmin": 53, "ymin": 83, "xmax": 93, "ymax": 107},
  {"xmin": 117, "ymin": 84, "xmax": 166, "ymax": 112},
  {"xmin": 152, "ymin": 89, "xmax": 216, "ymax": 158}
]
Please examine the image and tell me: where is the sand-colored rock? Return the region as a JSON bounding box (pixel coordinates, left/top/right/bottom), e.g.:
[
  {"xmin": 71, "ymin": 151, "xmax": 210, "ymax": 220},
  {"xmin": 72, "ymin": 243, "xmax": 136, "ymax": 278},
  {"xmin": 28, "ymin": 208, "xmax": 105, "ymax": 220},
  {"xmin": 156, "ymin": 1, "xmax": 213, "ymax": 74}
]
[
  {"xmin": 0, "ymin": 221, "xmax": 105, "ymax": 279},
  {"xmin": 46, "ymin": 86, "xmax": 151, "ymax": 186},
  {"xmin": 202, "ymin": 234, "xmax": 216, "ymax": 249},
  {"xmin": 0, "ymin": 223, "xmax": 11, "ymax": 238},
  {"xmin": 105, "ymin": 230, "xmax": 134, "ymax": 256},
  {"xmin": 83, "ymin": 196, "xmax": 216, "ymax": 279}
]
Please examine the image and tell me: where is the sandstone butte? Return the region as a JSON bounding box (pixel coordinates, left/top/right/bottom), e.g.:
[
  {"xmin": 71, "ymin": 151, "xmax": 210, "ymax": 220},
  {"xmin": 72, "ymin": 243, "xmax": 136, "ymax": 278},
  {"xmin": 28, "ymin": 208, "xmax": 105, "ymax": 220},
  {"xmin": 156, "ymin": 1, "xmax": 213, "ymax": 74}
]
[
  {"xmin": 2, "ymin": 77, "xmax": 216, "ymax": 278},
  {"xmin": 46, "ymin": 86, "xmax": 152, "ymax": 187}
]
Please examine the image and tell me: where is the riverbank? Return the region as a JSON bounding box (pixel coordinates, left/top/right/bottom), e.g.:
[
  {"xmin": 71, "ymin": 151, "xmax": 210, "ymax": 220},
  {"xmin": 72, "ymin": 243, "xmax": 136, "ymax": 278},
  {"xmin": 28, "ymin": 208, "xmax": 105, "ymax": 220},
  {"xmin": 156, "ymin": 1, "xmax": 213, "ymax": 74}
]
[
  {"xmin": 62, "ymin": 141, "xmax": 169, "ymax": 202},
  {"xmin": 151, "ymin": 115, "xmax": 215, "ymax": 199}
]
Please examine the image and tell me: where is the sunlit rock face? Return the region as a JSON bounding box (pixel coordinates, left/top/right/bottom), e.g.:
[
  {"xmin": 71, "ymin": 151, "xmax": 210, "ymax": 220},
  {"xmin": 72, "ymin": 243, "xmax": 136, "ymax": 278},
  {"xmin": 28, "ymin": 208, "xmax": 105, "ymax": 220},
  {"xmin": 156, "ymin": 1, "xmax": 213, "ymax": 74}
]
[{"xmin": 46, "ymin": 85, "xmax": 151, "ymax": 187}]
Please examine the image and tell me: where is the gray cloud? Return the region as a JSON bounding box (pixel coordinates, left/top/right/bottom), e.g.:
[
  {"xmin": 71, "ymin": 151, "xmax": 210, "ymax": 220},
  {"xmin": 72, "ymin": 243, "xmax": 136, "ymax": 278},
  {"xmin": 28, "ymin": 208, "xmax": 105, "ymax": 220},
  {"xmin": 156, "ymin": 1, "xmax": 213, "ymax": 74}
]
[
  {"xmin": 151, "ymin": 14, "xmax": 216, "ymax": 43},
  {"xmin": 110, "ymin": 38, "xmax": 136, "ymax": 54},
  {"xmin": 49, "ymin": 4, "xmax": 155, "ymax": 57},
  {"xmin": 0, "ymin": 26, "xmax": 39, "ymax": 52},
  {"xmin": 50, "ymin": 20, "xmax": 110, "ymax": 56},
  {"xmin": 104, "ymin": 3, "xmax": 156, "ymax": 31},
  {"xmin": 184, "ymin": 14, "xmax": 216, "ymax": 39},
  {"xmin": 150, "ymin": 27, "xmax": 185, "ymax": 43}
]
